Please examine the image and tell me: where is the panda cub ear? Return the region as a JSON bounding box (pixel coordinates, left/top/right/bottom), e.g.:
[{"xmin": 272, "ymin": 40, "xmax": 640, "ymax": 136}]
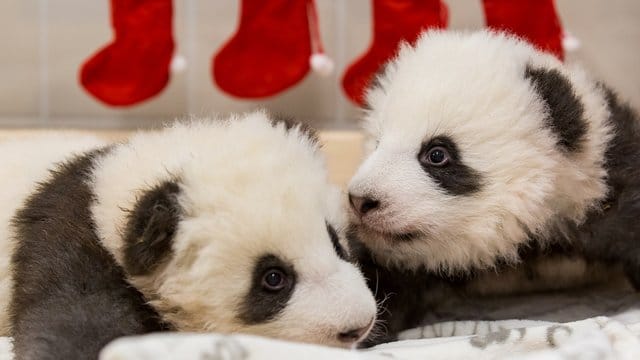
[
  {"xmin": 524, "ymin": 64, "xmax": 587, "ymax": 153},
  {"xmin": 270, "ymin": 114, "xmax": 319, "ymax": 145},
  {"xmin": 123, "ymin": 180, "xmax": 181, "ymax": 276}
]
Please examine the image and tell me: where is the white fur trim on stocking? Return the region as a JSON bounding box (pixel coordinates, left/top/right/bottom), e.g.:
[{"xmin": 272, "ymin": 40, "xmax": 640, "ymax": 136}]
[{"xmin": 310, "ymin": 53, "xmax": 334, "ymax": 76}]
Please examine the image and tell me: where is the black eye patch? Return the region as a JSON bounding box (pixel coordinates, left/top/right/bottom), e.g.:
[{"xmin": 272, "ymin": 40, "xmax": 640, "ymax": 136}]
[
  {"xmin": 326, "ymin": 222, "xmax": 348, "ymax": 261},
  {"xmin": 417, "ymin": 136, "xmax": 482, "ymax": 196},
  {"xmin": 237, "ymin": 254, "xmax": 296, "ymax": 325}
]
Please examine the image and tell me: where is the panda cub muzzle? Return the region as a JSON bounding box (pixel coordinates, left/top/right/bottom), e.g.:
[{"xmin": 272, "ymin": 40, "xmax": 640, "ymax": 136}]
[{"xmin": 348, "ymin": 134, "xmax": 483, "ymax": 244}]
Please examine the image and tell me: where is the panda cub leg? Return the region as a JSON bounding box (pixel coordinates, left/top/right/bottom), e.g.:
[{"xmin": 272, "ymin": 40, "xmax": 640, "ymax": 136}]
[
  {"xmin": 610, "ymin": 192, "xmax": 640, "ymax": 290},
  {"xmin": 583, "ymin": 189, "xmax": 640, "ymax": 290},
  {"xmin": 623, "ymin": 262, "xmax": 640, "ymax": 290}
]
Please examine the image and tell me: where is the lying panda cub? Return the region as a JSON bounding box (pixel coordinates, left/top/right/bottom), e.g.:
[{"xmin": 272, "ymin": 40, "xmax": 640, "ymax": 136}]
[
  {"xmin": 0, "ymin": 112, "xmax": 376, "ymax": 359},
  {"xmin": 347, "ymin": 31, "xmax": 640, "ymax": 339}
]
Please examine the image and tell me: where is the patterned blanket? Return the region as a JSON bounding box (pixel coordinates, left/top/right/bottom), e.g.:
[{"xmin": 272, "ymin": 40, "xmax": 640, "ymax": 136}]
[
  {"xmin": 1, "ymin": 287, "xmax": 638, "ymax": 359},
  {"xmin": 99, "ymin": 285, "xmax": 640, "ymax": 360},
  {"xmin": 98, "ymin": 316, "xmax": 640, "ymax": 360}
]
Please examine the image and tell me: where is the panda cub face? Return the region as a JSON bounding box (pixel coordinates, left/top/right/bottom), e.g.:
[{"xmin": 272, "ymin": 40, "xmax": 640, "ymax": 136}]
[
  {"xmin": 91, "ymin": 113, "xmax": 376, "ymax": 347},
  {"xmin": 348, "ymin": 31, "xmax": 612, "ymax": 273}
]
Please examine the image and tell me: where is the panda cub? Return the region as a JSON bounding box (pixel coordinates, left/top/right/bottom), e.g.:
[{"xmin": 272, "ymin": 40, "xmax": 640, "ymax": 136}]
[
  {"xmin": 0, "ymin": 112, "xmax": 376, "ymax": 359},
  {"xmin": 347, "ymin": 30, "xmax": 640, "ymax": 336}
]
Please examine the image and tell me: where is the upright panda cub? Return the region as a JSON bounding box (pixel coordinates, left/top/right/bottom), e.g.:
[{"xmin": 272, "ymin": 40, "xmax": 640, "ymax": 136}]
[
  {"xmin": 347, "ymin": 31, "xmax": 640, "ymax": 338},
  {"xmin": 0, "ymin": 112, "xmax": 376, "ymax": 359}
]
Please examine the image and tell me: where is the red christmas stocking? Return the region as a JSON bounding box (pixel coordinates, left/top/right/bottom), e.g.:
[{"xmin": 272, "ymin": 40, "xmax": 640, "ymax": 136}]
[
  {"xmin": 341, "ymin": 0, "xmax": 448, "ymax": 106},
  {"xmin": 482, "ymin": 0, "xmax": 564, "ymax": 60},
  {"xmin": 80, "ymin": 0, "xmax": 175, "ymax": 107},
  {"xmin": 213, "ymin": 0, "xmax": 331, "ymax": 99}
]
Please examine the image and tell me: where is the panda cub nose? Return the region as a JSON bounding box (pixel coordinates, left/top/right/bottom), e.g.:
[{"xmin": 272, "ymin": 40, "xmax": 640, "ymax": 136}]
[
  {"xmin": 337, "ymin": 321, "xmax": 372, "ymax": 343},
  {"xmin": 348, "ymin": 193, "xmax": 380, "ymax": 216}
]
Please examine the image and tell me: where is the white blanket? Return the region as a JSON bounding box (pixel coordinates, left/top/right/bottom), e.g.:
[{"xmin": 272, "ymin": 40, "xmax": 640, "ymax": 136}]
[
  {"xmin": 2, "ymin": 287, "xmax": 639, "ymax": 359},
  {"xmin": 97, "ymin": 285, "xmax": 640, "ymax": 359},
  {"xmin": 97, "ymin": 316, "xmax": 640, "ymax": 360},
  {"xmin": 1, "ymin": 316, "xmax": 638, "ymax": 360},
  {"xmin": 0, "ymin": 316, "xmax": 638, "ymax": 360}
]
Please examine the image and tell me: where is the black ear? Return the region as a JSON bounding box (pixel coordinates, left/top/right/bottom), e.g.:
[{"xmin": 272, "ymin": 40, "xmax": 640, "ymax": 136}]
[
  {"xmin": 524, "ymin": 65, "xmax": 587, "ymax": 153},
  {"xmin": 270, "ymin": 113, "xmax": 319, "ymax": 145},
  {"xmin": 123, "ymin": 180, "xmax": 181, "ymax": 276}
]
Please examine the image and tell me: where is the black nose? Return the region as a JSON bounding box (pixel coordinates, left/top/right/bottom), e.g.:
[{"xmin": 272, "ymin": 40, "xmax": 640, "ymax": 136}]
[
  {"xmin": 348, "ymin": 193, "xmax": 380, "ymax": 216},
  {"xmin": 337, "ymin": 324, "xmax": 370, "ymax": 343}
]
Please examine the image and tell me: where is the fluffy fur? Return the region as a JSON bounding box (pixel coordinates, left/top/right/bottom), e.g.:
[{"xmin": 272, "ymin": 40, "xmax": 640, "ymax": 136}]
[
  {"xmin": 348, "ymin": 30, "xmax": 640, "ymax": 344},
  {"xmin": 0, "ymin": 112, "xmax": 376, "ymax": 359},
  {"xmin": 348, "ymin": 30, "xmax": 640, "ymax": 279}
]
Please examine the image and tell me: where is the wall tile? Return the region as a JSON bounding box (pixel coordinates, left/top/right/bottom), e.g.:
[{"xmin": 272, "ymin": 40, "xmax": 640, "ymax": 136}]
[{"xmin": 0, "ymin": 1, "xmax": 40, "ymax": 118}]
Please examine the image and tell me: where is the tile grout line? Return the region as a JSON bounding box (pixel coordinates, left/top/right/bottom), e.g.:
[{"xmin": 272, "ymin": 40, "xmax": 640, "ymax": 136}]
[
  {"xmin": 334, "ymin": 0, "xmax": 347, "ymax": 127},
  {"xmin": 185, "ymin": 0, "xmax": 197, "ymax": 116},
  {"xmin": 38, "ymin": 0, "xmax": 50, "ymax": 125}
]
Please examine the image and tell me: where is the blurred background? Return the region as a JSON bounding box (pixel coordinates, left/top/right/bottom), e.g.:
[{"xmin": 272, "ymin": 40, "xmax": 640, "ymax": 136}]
[{"xmin": 0, "ymin": 0, "xmax": 638, "ymax": 130}]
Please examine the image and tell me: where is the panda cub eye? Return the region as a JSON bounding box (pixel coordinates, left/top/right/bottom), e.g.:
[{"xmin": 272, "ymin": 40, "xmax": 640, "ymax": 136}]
[
  {"xmin": 240, "ymin": 254, "xmax": 296, "ymax": 324},
  {"xmin": 262, "ymin": 268, "xmax": 287, "ymax": 291},
  {"xmin": 420, "ymin": 146, "xmax": 450, "ymax": 166}
]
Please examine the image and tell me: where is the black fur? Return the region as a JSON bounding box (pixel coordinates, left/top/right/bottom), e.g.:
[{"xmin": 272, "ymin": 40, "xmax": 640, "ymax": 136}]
[
  {"xmin": 509, "ymin": 87, "xmax": 640, "ymax": 289},
  {"xmin": 466, "ymin": 87, "xmax": 640, "ymax": 290},
  {"xmin": 270, "ymin": 114, "xmax": 319, "ymax": 144},
  {"xmin": 10, "ymin": 148, "xmax": 170, "ymax": 360},
  {"xmin": 525, "ymin": 65, "xmax": 587, "ymax": 153},
  {"xmin": 347, "ymin": 233, "xmax": 464, "ymax": 347},
  {"xmin": 418, "ymin": 136, "xmax": 483, "ymax": 195},
  {"xmin": 565, "ymin": 87, "xmax": 640, "ymax": 288},
  {"xmin": 237, "ymin": 254, "xmax": 296, "ymax": 324},
  {"xmin": 327, "ymin": 222, "xmax": 348, "ymax": 261},
  {"xmin": 123, "ymin": 180, "xmax": 181, "ymax": 276}
]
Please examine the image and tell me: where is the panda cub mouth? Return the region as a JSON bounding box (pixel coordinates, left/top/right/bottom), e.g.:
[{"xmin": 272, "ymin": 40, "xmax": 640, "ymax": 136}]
[{"xmin": 352, "ymin": 224, "xmax": 420, "ymax": 242}]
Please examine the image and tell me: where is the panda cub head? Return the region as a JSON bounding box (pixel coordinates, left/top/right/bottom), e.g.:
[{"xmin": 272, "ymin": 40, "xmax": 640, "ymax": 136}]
[
  {"xmin": 348, "ymin": 30, "xmax": 613, "ymax": 273},
  {"xmin": 92, "ymin": 112, "xmax": 376, "ymax": 347}
]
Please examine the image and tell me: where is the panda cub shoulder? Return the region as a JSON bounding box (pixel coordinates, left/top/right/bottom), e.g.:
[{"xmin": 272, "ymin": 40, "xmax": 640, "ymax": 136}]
[{"xmin": 1, "ymin": 112, "xmax": 376, "ymax": 359}]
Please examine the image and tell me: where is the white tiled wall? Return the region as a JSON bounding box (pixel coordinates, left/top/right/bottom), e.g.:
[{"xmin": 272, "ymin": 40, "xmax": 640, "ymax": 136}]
[
  {"xmin": 0, "ymin": 0, "xmax": 638, "ymax": 129},
  {"xmin": 0, "ymin": 1, "xmax": 41, "ymax": 119}
]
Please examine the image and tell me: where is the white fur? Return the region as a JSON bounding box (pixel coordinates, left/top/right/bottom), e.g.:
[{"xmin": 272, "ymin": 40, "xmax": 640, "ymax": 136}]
[
  {"xmin": 0, "ymin": 113, "xmax": 377, "ymax": 347},
  {"xmin": 349, "ymin": 30, "xmax": 612, "ymax": 273}
]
